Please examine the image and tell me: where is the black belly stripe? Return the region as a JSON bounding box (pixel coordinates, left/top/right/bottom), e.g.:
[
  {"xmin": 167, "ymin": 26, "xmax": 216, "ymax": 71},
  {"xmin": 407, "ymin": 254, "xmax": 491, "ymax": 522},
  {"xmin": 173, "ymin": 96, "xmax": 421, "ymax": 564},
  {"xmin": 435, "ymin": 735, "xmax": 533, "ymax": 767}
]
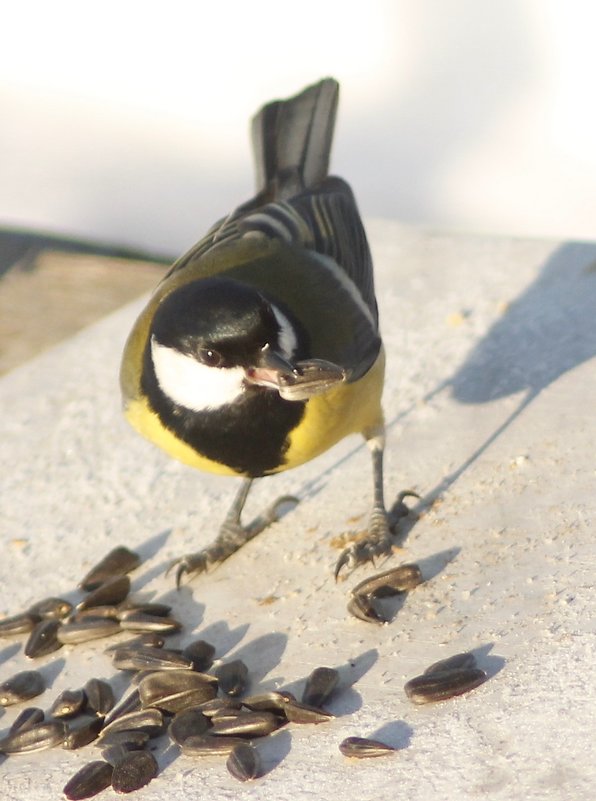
[{"xmin": 141, "ymin": 349, "xmax": 306, "ymax": 477}]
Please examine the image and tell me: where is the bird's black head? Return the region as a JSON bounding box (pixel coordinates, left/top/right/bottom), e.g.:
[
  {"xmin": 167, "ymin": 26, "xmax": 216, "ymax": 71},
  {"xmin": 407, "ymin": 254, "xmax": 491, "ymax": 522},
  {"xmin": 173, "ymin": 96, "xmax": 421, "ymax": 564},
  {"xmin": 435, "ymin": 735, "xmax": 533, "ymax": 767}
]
[{"xmin": 147, "ymin": 277, "xmax": 307, "ymax": 412}]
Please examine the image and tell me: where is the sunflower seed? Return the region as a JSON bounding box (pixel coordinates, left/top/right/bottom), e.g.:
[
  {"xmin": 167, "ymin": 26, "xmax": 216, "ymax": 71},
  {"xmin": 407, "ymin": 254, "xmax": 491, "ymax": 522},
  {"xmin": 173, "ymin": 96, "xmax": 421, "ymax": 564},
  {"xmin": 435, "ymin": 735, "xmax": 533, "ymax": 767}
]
[
  {"xmin": 0, "ymin": 669, "xmax": 45, "ymax": 705},
  {"xmin": 79, "ymin": 546, "xmax": 141, "ymax": 592},
  {"xmin": 241, "ymin": 691, "xmax": 296, "ymax": 714},
  {"xmin": 63, "ymin": 760, "xmax": 113, "ymax": 800},
  {"xmin": 57, "ymin": 618, "xmax": 121, "ymax": 644},
  {"xmin": 84, "ymin": 678, "xmax": 115, "ymax": 716},
  {"xmin": 117, "ymin": 602, "xmax": 172, "ymax": 619},
  {"xmin": 210, "ymin": 711, "xmax": 281, "ymax": 738},
  {"xmin": 215, "ymin": 659, "xmax": 249, "ymax": 697},
  {"xmin": 104, "ymin": 633, "xmax": 165, "ymax": 653},
  {"xmin": 339, "ymin": 736, "xmax": 397, "ymax": 758},
  {"xmin": 50, "ymin": 688, "xmax": 87, "ymax": 719},
  {"xmin": 226, "ymin": 742, "xmax": 261, "ymax": 781},
  {"xmin": 0, "ymin": 720, "xmax": 66, "ymax": 753},
  {"xmin": 168, "ymin": 708, "xmax": 210, "ymax": 746},
  {"xmin": 24, "ymin": 619, "xmax": 63, "ymax": 657},
  {"xmin": 63, "ymin": 716, "xmax": 104, "ymax": 750},
  {"xmin": 111, "ymin": 749, "xmax": 158, "ymax": 794},
  {"xmin": 118, "ymin": 613, "xmax": 182, "ymax": 634},
  {"xmin": 279, "ymin": 696, "xmax": 335, "ymax": 724},
  {"xmin": 98, "ymin": 707, "xmax": 164, "ymax": 740},
  {"xmin": 423, "ymin": 651, "xmax": 477, "ymax": 675},
  {"xmin": 138, "ymin": 669, "xmax": 217, "ymax": 713},
  {"xmin": 72, "ymin": 606, "xmax": 121, "ymax": 621},
  {"xmin": 352, "ymin": 564, "xmax": 423, "ymax": 597},
  {"xmin": 197, "ymin": 697, "xmax": 243, "ymax": 718},
  {"xmin": 9, "ymin": 707, "xmax": 45, "ymax": 734},
  {"xmin": 302, "ymin": 667, "xmax": 339, "ymax": 707},
  {"xmin": 404, "ymin": 667, "xmax": 487, "ymax": 704},
  {"xmin": 96, "ymin": 729, "xmax": 150, "ymax": 750},
  {"xmin": 28, "ymin": 596, "xmax": 73, "ymax": 620},
  {"xmin": 182, "ymin": 639, "xmax": 215, "ymax": 671},
  {"xmin": 181, "ymin": 734, "xmax": 245, "ymax": 756},
  {"xmin": 346, "ymin": 592, "xmax": 386, "ymax": 624},
  {"xmin": 0, "ymin": 612, "xmax": 39, "ymax": 637},
  {"xmin": 77, "ymin": 576, "xmax": 131, "ymax": 612},
  {"xmin": 111, "ymin": 645, "xmax": 192, "ymax": 672},
  {"xmin": 103, "ymin": 689, "xmax": 142, "ymax": 726}
]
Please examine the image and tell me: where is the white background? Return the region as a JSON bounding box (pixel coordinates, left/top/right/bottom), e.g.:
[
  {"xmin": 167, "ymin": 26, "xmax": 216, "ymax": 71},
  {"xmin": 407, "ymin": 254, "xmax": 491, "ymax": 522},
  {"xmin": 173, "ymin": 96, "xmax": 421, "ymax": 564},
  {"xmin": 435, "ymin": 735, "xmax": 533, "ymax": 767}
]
[{"xmin": 2, "ymin": 0, "xmax": 596, "ymax": 255}]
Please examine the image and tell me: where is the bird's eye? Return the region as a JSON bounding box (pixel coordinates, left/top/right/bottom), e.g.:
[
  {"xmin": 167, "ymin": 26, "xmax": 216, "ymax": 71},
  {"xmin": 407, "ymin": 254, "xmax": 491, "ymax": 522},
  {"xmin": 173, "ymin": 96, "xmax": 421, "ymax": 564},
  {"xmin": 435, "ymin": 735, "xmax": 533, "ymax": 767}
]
[{"xmin": 198, "ymin": 348, "xmax": 223, "ymax": 367}]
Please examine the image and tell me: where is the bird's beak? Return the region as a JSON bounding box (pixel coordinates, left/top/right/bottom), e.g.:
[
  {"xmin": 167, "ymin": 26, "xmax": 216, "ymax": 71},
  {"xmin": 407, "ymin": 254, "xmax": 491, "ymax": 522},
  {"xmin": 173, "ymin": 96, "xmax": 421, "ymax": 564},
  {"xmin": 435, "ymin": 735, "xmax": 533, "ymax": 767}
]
[{"xmin": 244, "ymin": 343, "xmax": 298, "ymax": 390}]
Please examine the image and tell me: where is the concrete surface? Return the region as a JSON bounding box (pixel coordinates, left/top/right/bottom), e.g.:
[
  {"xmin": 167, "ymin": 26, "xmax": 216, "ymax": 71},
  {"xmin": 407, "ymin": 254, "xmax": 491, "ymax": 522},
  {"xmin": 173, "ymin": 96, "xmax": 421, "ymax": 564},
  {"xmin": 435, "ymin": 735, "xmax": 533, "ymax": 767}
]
[{"xmin": 0, "ymin": 221, "xmax": 594, "ymax": 800}]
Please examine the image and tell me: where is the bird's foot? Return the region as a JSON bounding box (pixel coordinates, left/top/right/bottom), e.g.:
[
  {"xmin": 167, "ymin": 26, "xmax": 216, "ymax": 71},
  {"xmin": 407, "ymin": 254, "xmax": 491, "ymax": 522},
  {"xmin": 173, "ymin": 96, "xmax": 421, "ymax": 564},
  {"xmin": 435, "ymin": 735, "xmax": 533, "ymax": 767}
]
[
  {"xmin": 334, "ymin": 490, "xmax": 419, "ymax": 580},
  {"xmin": 171, "ymin": 494, "xmax": 298, "ymax": 587}
]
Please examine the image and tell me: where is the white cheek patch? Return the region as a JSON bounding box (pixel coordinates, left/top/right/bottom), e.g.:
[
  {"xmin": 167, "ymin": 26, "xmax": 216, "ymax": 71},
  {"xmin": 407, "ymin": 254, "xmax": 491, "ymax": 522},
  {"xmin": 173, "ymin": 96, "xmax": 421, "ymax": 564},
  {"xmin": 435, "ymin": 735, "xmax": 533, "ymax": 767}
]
[
  {"xmin": 271, "ymin": 305, "xmax": 298, "ymax": 359},
  {"xmin": 150, "ymin": 337, "xmax": 245, "ymax": 411}
]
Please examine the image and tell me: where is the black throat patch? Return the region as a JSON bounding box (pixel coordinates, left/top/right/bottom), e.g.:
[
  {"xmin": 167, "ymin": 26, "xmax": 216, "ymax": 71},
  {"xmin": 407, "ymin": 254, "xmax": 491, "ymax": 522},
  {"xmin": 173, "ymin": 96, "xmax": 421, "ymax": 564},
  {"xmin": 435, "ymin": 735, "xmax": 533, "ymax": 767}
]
[{"xmin": 141, "ymin": 346, "xmax": 306, "ymax": 477}]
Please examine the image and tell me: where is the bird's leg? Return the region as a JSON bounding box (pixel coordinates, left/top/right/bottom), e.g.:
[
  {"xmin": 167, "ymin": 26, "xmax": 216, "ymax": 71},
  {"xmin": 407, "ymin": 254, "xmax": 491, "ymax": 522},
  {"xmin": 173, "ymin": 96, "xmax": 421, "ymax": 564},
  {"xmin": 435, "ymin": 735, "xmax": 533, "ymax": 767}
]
[
  {"xmin": 335, "ymin": 429, "xmax": 417, "ymax": 579},
  {"xmin": 172, "ymin": 478, "xmax": 298, "ymax": 587}
]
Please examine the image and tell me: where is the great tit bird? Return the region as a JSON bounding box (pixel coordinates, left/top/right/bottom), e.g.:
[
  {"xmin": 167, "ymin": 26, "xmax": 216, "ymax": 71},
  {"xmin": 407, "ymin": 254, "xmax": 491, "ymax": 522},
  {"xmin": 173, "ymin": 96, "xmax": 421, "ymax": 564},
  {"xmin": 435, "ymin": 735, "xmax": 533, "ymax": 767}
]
[{"xmin": 120, "ymin": 78, "xmax": 402, "ymax": 585}]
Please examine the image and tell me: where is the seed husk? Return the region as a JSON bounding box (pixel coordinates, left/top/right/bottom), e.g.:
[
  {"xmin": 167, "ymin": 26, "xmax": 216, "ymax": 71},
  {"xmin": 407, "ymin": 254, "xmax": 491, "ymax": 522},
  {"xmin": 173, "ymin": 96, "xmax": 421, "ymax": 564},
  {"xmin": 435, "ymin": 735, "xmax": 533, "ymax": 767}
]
[
  {"xmin": 117, "ymin": 602, "xmax": 172, "ymax": 619},
  {"xmin": 181, "ymin": 734, "xmax": 246, "ymax": 756},
  {"xmin": 97, "ymin": 729, "xmax": 150, "ymax": 750},
  {"xmin": 423, "ymin": 651, "xmax": 478, "ymax": 675},
  {"xmin": 210, "ymin": 711, "xmax": 281, "ymax": 738},
  {"xmin": 79, "ymin": 546, "xmax": 141, "ymax": 592},
  {"xmin": 84, "ymin": 678, "xmax": 115, "ymax": 717},
  {"xmin": 9, "ymin": 707, "xmax": 45, "ymax": 734},
  {"xmin": 182, "ymin": 639, "xmax": 215, "ymax": 671},
  {"xmin": 226, "ymin": 742, "xmax": 261, "ymax": 781},
  {"xmin": 25, "ymin": 619, "xmax": 63, "ymax": 657},
  {"xmin": 98, "ymin": 708, "xmax": 164, "ymax": 740},
  {"xmin": 346, "ymin": 592, "xmax": 386, "ymax": 624},
  {"xmin": 111, "ymin": 645, "xmax": 193, "ymax": 672},
  {"xmin": 111, "ymin": 749, "xmax": 158, "ymax": 794},
  {"xmin": 0, "ymin": 669, "xmax": 45, "ymax": 706},
  {"xmin": 104, "ymin": 633, "xmax": 165, "ymax": 653},
  {"xmin": 63, "ymin": 716, "xmax": 104, "ymax": 750},
  {"xmin": 280, "ymin": 697, "xmax": 335, "ymax": 724},
  {"xmin": 28, "ymin": 596, "xmax": 73, "ymax": 620},
  {"xmin": 404, "ymin": 667, "xmax": 487, "ymax": 704},
  {"xmin": 63, "ymin": 760, "xmax": 114, "ymax": 800},
  {"xmin": 302, "ymin": 667, "xmax": 339, "ymax": 708},
  {"xmin": 215, "ymin": 659, "xmax": 249, "ymax": 697},
  {"xmin": 0, "ymin": 720, "xmax": 66, "ymax": 753},
  {"xmin": 339, "ymin": 736, "xmax": 397, "ymax": 758},
  {"xmin": 78, "ymin": 576, "xmax": 131, "ymax": 612},
  {"xmin": 50, "ymin": 688, "xmax": 87, "ymax": 719},
  {"xmin": 57, "ymin": 618, "xmax": 122, "ymax": 645},
  {"xmin": 103, "ymin": 689, "xmax": 141, "ymax": 726},
  {"xmin": 0, "ymin": 612, "xmax": 38, "ymax": 637},
  {"xmin": 138, "ymin": 669, "xmax": 217, "ymax": 713},
  {"xmin": 118, "ymin": 613, "xmax": 182, "ymax": 634},
  {"xmin": 169, "ymin": 708, "xmax": 211, "ymax": 746}
]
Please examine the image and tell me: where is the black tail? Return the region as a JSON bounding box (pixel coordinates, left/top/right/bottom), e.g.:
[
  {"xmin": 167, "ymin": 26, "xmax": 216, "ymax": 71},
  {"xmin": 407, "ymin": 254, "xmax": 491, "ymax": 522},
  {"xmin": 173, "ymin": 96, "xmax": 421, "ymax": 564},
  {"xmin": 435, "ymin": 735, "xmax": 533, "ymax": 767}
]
[{"xmin": 251, "ymin": 78, "xmax": 339, "ymax": 201}]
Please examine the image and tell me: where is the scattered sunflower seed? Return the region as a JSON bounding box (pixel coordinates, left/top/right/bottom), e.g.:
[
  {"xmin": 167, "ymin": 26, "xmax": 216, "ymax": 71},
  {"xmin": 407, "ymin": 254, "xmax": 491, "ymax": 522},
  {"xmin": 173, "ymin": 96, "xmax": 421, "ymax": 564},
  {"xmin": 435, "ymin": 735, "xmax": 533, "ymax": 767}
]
[
  {"xmin": 302, "ymin": 666, "xmax": 339, "ymax": 708},
  {"xmin": 348, "ymin": 563, "xmax": 424, "ymax": 624},
  {"xmin": 226, "ymin": 742, "xmax": 261, "ymax": 781},
  {"xmin": 9, "ymin": 706, "xmax": 45, "ymax": 734},
  {"xmin": 63, "ymin": 760, "xmax": 114, "ymax": 800},
  {"xmin": 98, "ymin": 708, "xmax": 164, "ymax": 740},
  {"xmin": 111, "ymin": 749, "xmax": 158, "ymax": 794},
  {"xmin": 215, "ymin": 659, "xmax": 249, "ymax": 697},
  {"xmin": 404, "ymin": 667, "xmax": 487, "ymax": 704},
  {"xmin": 197, "ymin": 697, "xmax": 243, "ymax": 718},
  {"xmin": 242, "ymin": 691, "xmax": 296, "ymax": 715},
  {"xmin": 24, "ymin": 619, "xmax": 63, "ymax": 658},
  {"xmin": 77, "ymin": 576, "xmax": 131, "ymax": 612},
  {"xmin": 63, "ymin": 716, "xmax": 104, "ymax": 750},
  {"xmin": 209, "ymin": 711, "xmax": 282, "ymax": 738},
  {"xmin": 0, "ymin": 720, "xmax": 66, "ymax": 753},
  {"xmin": 57, "ymin": 618, "xmax": 122, "ymax": 645},
  {"xmin": 0, "ymin": 669, "xmax": 45, "ymax": 706},
  {"xmin": 138, "ymin": 669, "xmax": 217, "ymax": 713},
  {"xmin": 279, "ymin": 697, "xmax": 335, "ymax": 725},
  {"xmin": 118, "ymin": 613, "xmax": 182, "ymax": 634},
  {"xmin": 0, "ymin": 612, "xmax": 38, "ymax": 637},
  {"xmin": 339, "ymin": 736, "xmax": 397, "ymax": 758},
  {"xmin": 182, "ymin": 639, "xmax": 215, "ymax": 671},
  {"xmin": 50, "ymin": 688, "xmax": 87, "ymax": 719},
  {"xmin": 103, "ymin": 689, "xmax": 142, "ymax": 727},
  {"xmin": 104, "ymin": 634, "xmax": 165, "ymax": 653},
  {"xmin": 79, "ymin": 547, "xmax": 141, "ymax": 592},
  {"xmin": 96, "ymin": 730, "xmax": 150, "ymax": 750},
  {"xmin": 84, "ymin": 678, "xmax": 115, "ymax": 717},
  {"xmin": 181, "ymin": 734, "xmax": 246, "ymax": 756},
  {"xmin": 423, "ymin": 651, "xmax": 478, "ymax": 675},
  {"xmin": 28, "ymin": 596, "xmax": 73, "ymax": 620},
  {"xmin": 117, "ymin": 602, "xmax": 172, "ymax": 619},
  {"xmin": 111, "ymin": 645, "xmax": 192, "ymax": 672},
  {"xmin": 168, "ymin": 708, "xmax": 211, "ymax": 746}
]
